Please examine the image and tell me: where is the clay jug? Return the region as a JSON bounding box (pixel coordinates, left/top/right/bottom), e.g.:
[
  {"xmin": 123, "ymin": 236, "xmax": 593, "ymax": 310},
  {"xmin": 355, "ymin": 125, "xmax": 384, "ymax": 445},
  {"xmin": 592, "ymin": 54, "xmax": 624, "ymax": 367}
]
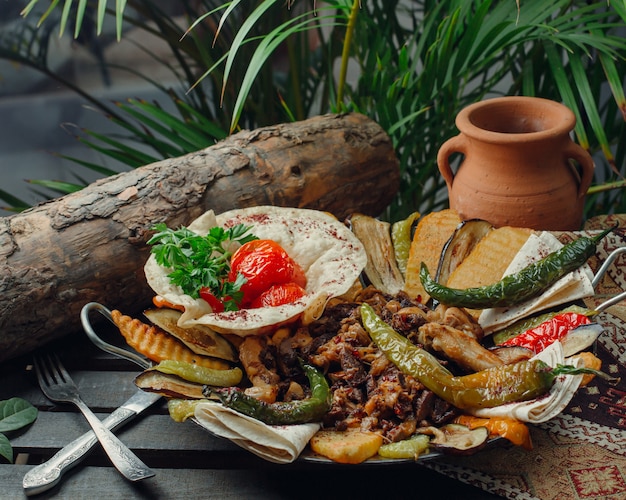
[{"xmin": 437, "ymin": 96, "xmax": 594, "ymax": 230}]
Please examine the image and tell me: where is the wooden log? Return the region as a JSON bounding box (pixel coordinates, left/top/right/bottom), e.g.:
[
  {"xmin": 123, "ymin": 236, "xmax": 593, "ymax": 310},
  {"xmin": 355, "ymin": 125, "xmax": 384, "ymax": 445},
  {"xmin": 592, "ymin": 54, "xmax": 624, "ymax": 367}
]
[{"xmin": 0, "ymin": 113, "xmax": 399, "ymax": 363}]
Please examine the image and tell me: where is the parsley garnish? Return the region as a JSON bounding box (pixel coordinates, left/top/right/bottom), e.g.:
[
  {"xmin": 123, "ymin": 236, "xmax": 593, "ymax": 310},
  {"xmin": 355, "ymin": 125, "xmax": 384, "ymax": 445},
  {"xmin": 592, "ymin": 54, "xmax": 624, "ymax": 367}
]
[{"xmin": 148, "ymin": 223, "xmax": 257, "ymax": 311}]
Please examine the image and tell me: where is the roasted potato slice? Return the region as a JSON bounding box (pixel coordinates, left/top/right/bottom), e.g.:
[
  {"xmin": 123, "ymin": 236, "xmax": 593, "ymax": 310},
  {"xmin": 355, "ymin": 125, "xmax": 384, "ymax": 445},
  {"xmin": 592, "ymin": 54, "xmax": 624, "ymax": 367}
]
[{"xmin": 309, "ymin": 429, "xmax": 383, "ymax": 464}]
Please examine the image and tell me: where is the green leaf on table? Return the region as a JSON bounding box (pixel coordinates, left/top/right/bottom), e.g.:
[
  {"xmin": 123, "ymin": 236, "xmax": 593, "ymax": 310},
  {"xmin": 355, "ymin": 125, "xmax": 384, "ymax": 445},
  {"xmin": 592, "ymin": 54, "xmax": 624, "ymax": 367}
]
[
  {"xmin": 0, "ymin": 397, "xmax": 38, "ymax": 433},
  {"xmin": 0, "ymin": 434, "xmax": 12, "ymax": 463}
]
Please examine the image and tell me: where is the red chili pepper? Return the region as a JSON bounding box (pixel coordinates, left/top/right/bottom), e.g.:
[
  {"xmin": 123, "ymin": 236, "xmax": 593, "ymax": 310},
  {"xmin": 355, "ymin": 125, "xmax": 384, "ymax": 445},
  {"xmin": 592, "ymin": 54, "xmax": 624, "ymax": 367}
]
[{"xmin": 500, "ymin": 312, "xmax": 591, "ymax": 353}]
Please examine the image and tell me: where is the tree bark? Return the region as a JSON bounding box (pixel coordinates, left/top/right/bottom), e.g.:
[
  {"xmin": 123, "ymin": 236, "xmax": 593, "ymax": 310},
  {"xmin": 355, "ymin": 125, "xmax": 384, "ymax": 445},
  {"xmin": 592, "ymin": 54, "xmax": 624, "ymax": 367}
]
[{"xmin": 0, "ymin": 113, "xmax": 399, "ymax": 363}]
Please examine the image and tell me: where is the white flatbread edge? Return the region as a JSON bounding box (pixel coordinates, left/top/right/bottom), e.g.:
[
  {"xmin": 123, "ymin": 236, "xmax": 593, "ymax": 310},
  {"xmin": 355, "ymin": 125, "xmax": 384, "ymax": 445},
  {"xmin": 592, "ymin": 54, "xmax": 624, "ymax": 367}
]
[
  {"xmin": 469, "ymin": 341, "xmax": 583, "ymax": 423},
  {"xmin": 479, "ymin": 231, "xmax": 595, "ymax": 333},
  {"xmin": 144, "ymin": 206, "xmax": 367, "ymax": 336},
  {"xmin": 192, "ymin": 401, "xmax": 320, "ymax": 464}
]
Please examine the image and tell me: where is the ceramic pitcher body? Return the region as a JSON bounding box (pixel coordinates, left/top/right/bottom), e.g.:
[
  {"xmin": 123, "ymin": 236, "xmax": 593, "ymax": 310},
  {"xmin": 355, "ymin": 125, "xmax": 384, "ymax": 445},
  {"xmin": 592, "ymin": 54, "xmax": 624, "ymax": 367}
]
[{"xmin": 437, "ymin": 96, "xmax": 594, "ymax": 230}]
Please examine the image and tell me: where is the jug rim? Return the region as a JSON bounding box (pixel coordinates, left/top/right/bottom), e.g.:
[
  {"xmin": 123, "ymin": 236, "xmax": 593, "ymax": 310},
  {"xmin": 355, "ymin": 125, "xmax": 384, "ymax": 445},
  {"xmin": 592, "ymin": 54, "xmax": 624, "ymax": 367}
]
[{"xmin": 455, "ymin": 96, "xmax": 576, "ymax": 144}]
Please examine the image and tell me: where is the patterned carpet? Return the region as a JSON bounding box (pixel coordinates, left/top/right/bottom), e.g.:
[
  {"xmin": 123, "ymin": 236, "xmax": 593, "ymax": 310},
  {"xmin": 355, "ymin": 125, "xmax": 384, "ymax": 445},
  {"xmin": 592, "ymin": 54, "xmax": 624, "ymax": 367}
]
[{"xmin": 423, "ymin": 215, "xmax": 626, "ymax": 500}]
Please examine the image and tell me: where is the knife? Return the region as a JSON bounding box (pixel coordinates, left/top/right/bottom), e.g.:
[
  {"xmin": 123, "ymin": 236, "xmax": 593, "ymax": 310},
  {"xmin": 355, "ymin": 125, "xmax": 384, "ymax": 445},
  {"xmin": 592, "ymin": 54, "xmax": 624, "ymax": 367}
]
[{"xmin": 23, "ymin": 390, "xmax": 162, "ymax": 496}]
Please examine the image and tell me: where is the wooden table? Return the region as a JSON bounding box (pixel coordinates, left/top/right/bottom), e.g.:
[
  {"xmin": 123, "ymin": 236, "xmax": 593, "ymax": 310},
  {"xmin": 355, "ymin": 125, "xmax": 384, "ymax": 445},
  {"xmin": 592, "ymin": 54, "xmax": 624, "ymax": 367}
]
[{"xmin": 0, "ymin": 328, "xmax": 501, "ymax": 499}]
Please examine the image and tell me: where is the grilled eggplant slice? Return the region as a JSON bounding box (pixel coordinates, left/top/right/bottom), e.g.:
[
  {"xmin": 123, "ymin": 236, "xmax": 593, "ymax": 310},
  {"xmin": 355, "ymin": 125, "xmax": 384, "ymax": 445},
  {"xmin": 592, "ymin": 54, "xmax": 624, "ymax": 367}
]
[
  {"xmin": 135, "ymin": 370, "xmax": 207, "ymax": 399},
  {"xmin": 561, "ymin": 323, "xmax": 604, "ymax": 357},
  {"xmin": 435, "ymin": 219, "xmax": 493, "ymax": 286},
  {"xmin": 489, "ymin": 345, "xmax": 534, "ymax": 365},
  {"xmin": 144, "ymin": 308, "xmax": 238, "ymax": 362},
  {"xmin": 349, "ymin": 213, "xmax": 405, "ymax": 295},
  {"xmin": 421, "ymin": 423, "xmax": 489, "ymax": 456},
  {"xmin": 134, "ymin": 360, "xmax": 242, "ymax": 400}
]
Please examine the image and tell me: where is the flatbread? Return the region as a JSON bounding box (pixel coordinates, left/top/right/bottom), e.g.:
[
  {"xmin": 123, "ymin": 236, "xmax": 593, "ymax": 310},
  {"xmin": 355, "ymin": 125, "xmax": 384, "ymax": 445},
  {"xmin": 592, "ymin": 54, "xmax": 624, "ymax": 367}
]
[
  {"xmin": 144, "ymin": 206, "xmax": 367, "ymax": 336},
  {"xmin": 479, "ymin": 231, "xmax": 594, "ymax": 333},
  {"xmin": 469, "ymin": 341, "xmax": 583, "ymax": 423},
  {"xmin": 193, "ymin": 401, "xmax": 320, "ymax": 464}
]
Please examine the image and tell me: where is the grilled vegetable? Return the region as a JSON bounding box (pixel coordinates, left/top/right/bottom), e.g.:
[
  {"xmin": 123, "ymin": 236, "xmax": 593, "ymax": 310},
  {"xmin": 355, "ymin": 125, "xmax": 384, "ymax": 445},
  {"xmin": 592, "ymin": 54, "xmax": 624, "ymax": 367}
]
[
  {"xmin": 135, "ymin": 361, "xmax": 242, "ymax": 400},
  {"xmin": 148, "ymin": 360, "xmax": 242, "ymax": 386},
  {"xmin": 111, "ymin": 310, "xmax": 230, "ymax": 370},
  {"xmin": 360, "ymin": 303, "xmax": 607, "ymax": 410},
  {"xmin": 560, "ymin": 324, "xmax": 604, "ymax": 357},
  {"xmin": 419, "ymin": 224, "xmax": 616, "ymax": 309},
  {"xmin": 499, "ymin": 312, "xmax": 591, "ymax": 353},
  {"xmin": 144, "ymin": 308, "xmax": 238, "ymax": 361},
  {"xmin": 435, "ymin": 219, "xmax": 493, "ymax": 286},
  {"xmin": 207, "ymin": 360, "xmax": 331, "ymax": 425},
  {"xmin": 310, "ymin": 429, "xmax": 383, "ymax": 464},
  {"xmin": 403, "ymin": 209, "xmax": 462, "ymax": 304},
  {"xmin": 167, "ymin": 399, "xmax": 205, "ymax": 422},
  {"xmin": 454, "ymin": 415, "xmax": 532, "ymax": 450},
  {"xmin": 391, "ymin": 211, "xmax": 421, "ymax": 277},
  {"xmin": 135, "ymin": 371, "xmax": 206, "ymax": 399},
  {"xmin": 350, "ymin": 213, "xmax": 404, "ymax": 295},
  {"xmin": 488, "ymin": 345, "xmax": 534, "ymax": 365},
  {"xmin": 228, "ymin": 239, "xmax": 307, "ymax": 307},
  {"xmin": 491, "ymin": 304, "xmax": 591, "ymax": 345},
  {"xmin": 421, "ymin": 423, "xmax": 489, "ymax": 455},
  {"xmin": 377, "ymin": 433, "xmax": 430, "ymax": 459}
]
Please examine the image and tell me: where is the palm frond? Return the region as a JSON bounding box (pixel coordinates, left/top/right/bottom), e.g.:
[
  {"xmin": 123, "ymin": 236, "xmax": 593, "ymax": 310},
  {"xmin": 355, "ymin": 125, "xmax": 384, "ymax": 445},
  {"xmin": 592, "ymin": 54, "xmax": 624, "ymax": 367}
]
[
  {"xmin": 5, "ymin": 0, "xmax": 625, "ymax": 222},
  {"xmin": 21, "ymin": 0, "xmax": 128, "ymax": 39}
]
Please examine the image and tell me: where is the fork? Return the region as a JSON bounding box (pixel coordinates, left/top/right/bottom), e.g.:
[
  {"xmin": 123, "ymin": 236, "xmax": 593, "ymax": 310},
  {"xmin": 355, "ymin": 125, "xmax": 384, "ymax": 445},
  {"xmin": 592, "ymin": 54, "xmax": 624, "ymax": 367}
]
[{"xmin": 33, "ymin": 352, "xmax": 155, "ymax": 482}]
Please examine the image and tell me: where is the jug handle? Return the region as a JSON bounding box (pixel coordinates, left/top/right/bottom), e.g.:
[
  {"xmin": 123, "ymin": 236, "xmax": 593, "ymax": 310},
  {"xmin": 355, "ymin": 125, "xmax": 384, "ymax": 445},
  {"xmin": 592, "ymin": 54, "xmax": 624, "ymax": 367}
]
[
  {"xmin": 437, "ymin": 135, "xmax": 468, "ymax": 188},
  {"xmin": 564, "ymin": 142, "xmax": 595, "ymax": 198}
]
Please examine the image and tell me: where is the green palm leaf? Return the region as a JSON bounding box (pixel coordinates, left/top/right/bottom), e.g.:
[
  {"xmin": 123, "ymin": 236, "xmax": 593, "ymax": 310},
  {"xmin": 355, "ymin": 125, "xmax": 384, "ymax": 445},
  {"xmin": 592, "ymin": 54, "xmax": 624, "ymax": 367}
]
[{"xmin": 21, "ymin": 0, "xmax": 128, "ymax": 39}]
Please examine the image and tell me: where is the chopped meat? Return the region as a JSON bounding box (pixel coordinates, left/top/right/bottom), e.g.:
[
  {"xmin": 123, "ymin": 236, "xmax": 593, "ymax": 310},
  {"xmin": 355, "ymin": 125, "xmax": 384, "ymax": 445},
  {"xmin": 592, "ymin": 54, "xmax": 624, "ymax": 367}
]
[
  {"xmin": 300, "ymin": 291, "xmax": 460, "ymax": 442},
  {"xmin": 390, "ymin": 306, "xmax": 428, "ymax": 333},
  {"xmin": 426, "ymin": 304, "xmax": 484, "ymax": 340},
  {"xmin": 238, "ymin": 336, "xmax": 281, "ymax": 403},
  {"xmin": 418, "ymin": 322, "xmax": 504, "ymax": 372},
  {"xmin": 246, "ymin": 288, "xmax": 502, "ymax": 443}
]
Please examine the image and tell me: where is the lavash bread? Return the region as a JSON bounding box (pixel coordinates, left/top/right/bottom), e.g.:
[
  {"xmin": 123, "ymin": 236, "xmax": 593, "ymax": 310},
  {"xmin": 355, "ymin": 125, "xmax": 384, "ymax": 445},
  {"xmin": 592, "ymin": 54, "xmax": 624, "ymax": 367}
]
[
  {"xmin": 144, "ymin": 206, "xmax": 367, "ymax": 336},
  {"xmin": 403, "ymin": 209, "xmax": 462, "ymax": 303}
]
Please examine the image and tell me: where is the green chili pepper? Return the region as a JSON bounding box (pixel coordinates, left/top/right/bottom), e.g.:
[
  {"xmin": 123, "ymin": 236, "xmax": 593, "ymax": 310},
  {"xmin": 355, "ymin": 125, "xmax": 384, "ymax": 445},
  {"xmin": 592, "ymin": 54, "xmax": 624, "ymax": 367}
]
[
  {"xmin": 150, "ymin": 360, "xmax": 243, "ymax": 387},
  {"xmin": 206, "ymin": 360, "xmax": 331, "ymax": 425},
  {"xmin": 378, "ymin": 433, "xmax": 430, "ymax": 459},
  {"xmin": 360, "ymin": 303, "xmax": 606, "ymax": 409},
  {"xmin": 392, "ymin": 211, "xmax": 421, "ymax": 277},
  {"xmin": 167, "ymin": 398, "xmax": 207, "ymax": 422},
  {"xmin": 419, "ymin": 224, "xmax": 616, "ymax": 309}
]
